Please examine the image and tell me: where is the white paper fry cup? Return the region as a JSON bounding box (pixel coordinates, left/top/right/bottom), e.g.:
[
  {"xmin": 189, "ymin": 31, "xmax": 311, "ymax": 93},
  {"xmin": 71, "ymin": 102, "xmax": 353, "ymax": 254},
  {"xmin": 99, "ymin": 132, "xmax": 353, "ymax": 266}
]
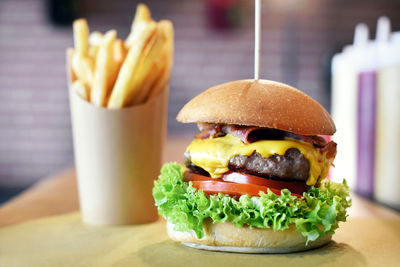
[{"xmin": 69, "ymin": 88, "xmax": 168, "ymax": 225}]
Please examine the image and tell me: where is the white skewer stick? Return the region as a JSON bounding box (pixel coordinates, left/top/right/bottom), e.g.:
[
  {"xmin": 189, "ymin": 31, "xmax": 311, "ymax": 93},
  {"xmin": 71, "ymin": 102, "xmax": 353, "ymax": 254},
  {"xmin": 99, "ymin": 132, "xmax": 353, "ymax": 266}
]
[{"xmin": 254, "ymin": 0, "xmax": 261, "ymax": 80}]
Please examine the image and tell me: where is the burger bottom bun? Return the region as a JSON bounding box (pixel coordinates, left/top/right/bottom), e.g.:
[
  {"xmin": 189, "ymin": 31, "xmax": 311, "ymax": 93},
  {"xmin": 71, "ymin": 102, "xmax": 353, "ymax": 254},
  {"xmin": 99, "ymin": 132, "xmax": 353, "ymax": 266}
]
[{"xmin": 167, "ymin": 220, "xmax": 332, "ymax": 254}]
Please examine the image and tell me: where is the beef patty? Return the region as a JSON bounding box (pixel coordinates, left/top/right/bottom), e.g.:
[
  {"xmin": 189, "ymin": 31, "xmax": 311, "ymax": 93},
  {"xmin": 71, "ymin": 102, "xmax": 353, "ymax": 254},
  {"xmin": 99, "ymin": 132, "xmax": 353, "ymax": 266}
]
[{"xmin": 184, "ymin": 148, "xmax": 310, "ymax": 181}]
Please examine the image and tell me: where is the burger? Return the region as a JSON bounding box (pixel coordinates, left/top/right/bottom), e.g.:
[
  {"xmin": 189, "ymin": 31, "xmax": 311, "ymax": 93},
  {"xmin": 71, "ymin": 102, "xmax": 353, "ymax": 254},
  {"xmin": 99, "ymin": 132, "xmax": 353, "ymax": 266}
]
[{"xmin": 152, "ymin": 79, "xmax": 351, "ymax": 253}]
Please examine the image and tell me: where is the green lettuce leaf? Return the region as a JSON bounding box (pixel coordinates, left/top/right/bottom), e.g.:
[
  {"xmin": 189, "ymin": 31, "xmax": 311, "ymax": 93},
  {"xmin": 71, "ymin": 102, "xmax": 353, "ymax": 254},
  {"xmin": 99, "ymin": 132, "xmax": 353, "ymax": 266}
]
[{"xmin": 153, "ymin": 163, "xmax": 351, "ymax": 243}]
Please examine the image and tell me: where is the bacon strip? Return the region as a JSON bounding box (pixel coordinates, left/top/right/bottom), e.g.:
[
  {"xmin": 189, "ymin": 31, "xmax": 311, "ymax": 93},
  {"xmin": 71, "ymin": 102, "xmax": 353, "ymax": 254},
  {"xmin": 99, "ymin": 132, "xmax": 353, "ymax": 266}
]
[
  {"xmin": 320, "ymin": 141, "xmax": 337, "ymax": 159},
  {"xmin": 285, "ymin": 133, "xmax": 327, "ymax": 147},
  {"xmin": 197, "ymin": 123, "xmax": 274, "ymax": 143}
]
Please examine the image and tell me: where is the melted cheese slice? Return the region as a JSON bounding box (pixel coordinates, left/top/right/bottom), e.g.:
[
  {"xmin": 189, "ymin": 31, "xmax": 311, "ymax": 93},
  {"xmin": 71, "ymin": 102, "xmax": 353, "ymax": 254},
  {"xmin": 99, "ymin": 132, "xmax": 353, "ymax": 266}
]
[{"xmin": 186, "ymin": 134, "xmax": 333, "ymax": 186}]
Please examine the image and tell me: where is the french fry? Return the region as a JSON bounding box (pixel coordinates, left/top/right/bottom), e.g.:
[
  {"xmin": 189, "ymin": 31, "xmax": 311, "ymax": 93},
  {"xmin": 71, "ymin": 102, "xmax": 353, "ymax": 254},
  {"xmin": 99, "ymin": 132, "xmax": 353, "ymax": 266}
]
[
  {"xmin": 124, "ymin": 22, "xmax": 169, "ymax": 106},
  {"xmin": 132, "ymin": 4, "xmax": 152, "ymax": 29},
  {"xmin": 147, "ymin": 61, "xmax": 171, "ymax": 101},
  {"xmin": 91, "ymin": 30, "xmax": 117, "ymax": 107},
  {"xmin": 146, "ymin": 55, "xmax": 170, "ymax": 101},
  {"xmin": 89, "ymin": 46, "xmax": 99, "ymax": 66},
  {"xmin": 73, "ymin": 19, "xmax": 90, "ymax": 56},
  {"xmin": 133, "ymin": 54, "xmax": 165, "ymax": 104},
  {"xmin": 134, "ymin": 32, "xmax": 172, "ymax": 105},
  {"xmin": 107, "ymin": 21, "xmax": 158, "ymax": 108},
  {"xmin": 72, "ymin": 53, "xmax": 94, "ymax": 88},
  {"xmin": 89, "ymin": 31, "xmax": 104, "ymax": 65},
  {"xmin": 71, "ymin": 80, "xmax": 90, "ymax": 101},
  {"xmin": 89, "ymin": 31, "xmax": 104, "ymax": 46},
  {"xmin": 104, "ymin": 39, "xmax": 127, "ymax": 105},
  {"xmin": 72, "ymin": 18, "xmax": 94, "ymax": 89},
  {"xmin": 129, "ymin": 26, "xmax": 166, "ymax": 105},
  {"xmin": 66, "ymin": 48, "xmax": 77, "ymax": 84},
  {"xmin": 113, "ymin": 39, "xmax": 127, "ymax": 63},
  {"xmin": 147, "ymin": 20, "xmax": 174, "ymax": 100},
  {"xmin": 125, "ymin": 4, "xmax": 152, "ymax": 47}
]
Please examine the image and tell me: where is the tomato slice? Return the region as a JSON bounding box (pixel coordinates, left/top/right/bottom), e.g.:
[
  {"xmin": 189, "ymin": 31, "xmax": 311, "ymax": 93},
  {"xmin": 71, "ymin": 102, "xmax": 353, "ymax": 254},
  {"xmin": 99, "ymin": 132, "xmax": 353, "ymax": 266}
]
[
  {"xmin": 185, "ymin": 173, "xmax": 216, "ymax": 182},
  {"xmin": 222, "ymin": 172, "xmax": 308, "ymax": 195},
  {"xmin": 186, "ymin": 172, "xmax": 303, "ymax": 198},
  {"xmin": 191, "ymin": 180, "xmax": 301, "ymax": 198}
]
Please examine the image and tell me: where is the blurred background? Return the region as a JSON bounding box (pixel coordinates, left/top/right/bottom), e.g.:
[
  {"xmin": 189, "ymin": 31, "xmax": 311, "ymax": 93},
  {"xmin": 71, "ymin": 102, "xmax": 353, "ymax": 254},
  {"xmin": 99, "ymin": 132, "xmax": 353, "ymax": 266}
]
[{"xmin": 1, "ymin": 0, "xmax": 400, "ymax": 204}]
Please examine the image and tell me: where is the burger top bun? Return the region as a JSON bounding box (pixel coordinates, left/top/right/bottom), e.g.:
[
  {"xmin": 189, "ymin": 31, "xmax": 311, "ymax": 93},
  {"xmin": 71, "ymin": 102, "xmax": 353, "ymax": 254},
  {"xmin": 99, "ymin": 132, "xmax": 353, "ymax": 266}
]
[
  {"xmin": 176, "ymin": 79, "xmax": 336, "ymax": 136},
  {"xmin": 167, "ymin": 220, "xmax": 332, "ymax": 253}
]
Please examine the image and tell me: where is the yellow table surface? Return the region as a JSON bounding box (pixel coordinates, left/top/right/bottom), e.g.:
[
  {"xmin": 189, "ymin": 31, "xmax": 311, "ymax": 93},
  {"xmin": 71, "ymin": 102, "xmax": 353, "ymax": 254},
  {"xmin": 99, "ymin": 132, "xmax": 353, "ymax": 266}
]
[
  {"xmin": 0, "ymin": 212, "xmax": 399, "ymax": 267},
  {"xmin": 1, "ymin": 136, "xmax": 400, "ymax": 266}
]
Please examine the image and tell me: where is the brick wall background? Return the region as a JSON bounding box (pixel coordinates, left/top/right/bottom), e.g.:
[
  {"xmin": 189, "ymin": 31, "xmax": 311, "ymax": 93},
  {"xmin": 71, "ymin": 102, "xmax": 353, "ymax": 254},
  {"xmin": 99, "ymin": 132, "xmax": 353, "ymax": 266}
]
[{"xmin": 1, "ymin": 0, "xmax": 400, "ymax": 188}]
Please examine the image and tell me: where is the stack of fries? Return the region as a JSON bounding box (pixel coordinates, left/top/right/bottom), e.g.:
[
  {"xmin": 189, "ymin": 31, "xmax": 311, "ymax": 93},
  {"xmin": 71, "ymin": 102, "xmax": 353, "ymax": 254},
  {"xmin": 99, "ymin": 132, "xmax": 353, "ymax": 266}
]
[{"xmin": 67, "ymin": 4, "xmax": 174, "ymax": 109}]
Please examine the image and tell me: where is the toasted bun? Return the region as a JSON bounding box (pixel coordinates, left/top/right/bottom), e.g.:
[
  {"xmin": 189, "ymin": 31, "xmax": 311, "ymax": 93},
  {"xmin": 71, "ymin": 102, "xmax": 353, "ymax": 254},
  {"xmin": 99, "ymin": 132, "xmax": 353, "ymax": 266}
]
[
  {"xmin": 176, "ymin": 79, "xmax": 336, "ymax": 135},
  {"xmin": 167, "ymin": 220, "xmax": 331, "ymax": 253}
]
